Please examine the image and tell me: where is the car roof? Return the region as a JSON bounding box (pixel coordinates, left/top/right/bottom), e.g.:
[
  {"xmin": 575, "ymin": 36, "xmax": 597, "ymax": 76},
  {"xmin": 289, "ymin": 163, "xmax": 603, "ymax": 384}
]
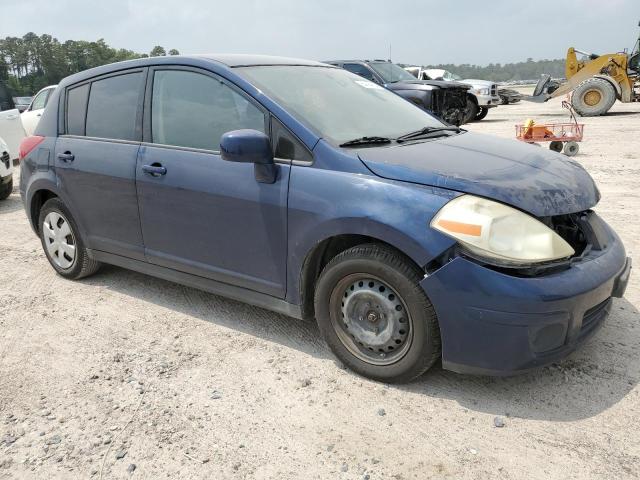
[
  {"xmin": 324, "ymin": 59, "xmax": 391, "ymax": 65},
  {"xmin": 58, "ymin": 54, "xmax": 334, "ymax": 88}
]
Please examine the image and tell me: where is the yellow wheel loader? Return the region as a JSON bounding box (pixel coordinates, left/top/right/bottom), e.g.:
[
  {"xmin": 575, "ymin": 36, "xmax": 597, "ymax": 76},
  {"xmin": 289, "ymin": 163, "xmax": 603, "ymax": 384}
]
[{"xmin": 527, "ymin": 21, "xmax": 640, "ymax": 116}]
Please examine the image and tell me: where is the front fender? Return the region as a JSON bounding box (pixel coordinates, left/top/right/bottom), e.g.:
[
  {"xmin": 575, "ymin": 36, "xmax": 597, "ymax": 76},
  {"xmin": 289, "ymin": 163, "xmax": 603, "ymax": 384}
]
[{"xmin": 286, "ymin": 164, "xmax": 459, "ymax": 304}]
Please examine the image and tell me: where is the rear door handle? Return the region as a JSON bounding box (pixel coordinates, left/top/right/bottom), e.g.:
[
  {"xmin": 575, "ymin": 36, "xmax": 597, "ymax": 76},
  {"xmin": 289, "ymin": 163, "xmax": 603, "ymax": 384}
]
[
  {"xmin": 57, "ymin": 152, "xmax": 75, "ymax": 162},
  {"xmin": 142, "ymin": 164, "xmax": 167, "ymax": 176}
]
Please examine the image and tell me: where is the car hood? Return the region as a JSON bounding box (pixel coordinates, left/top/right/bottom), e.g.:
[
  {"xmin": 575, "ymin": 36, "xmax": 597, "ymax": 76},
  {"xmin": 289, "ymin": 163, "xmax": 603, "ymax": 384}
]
[
  {"xmin": 385, "ymin": 80, "xmax": 470, "ymax": 91},
  {"xmin": 357, "ymin": 132, "xmax": 599, "ymax": 217}
]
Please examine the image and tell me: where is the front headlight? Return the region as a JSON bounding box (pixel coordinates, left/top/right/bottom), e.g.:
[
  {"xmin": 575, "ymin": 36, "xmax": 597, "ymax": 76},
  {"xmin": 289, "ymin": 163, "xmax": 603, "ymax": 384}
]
[
  {"xmin": 431, "ymin": 195, "xmax": 575, "ymax": 265},
  {"xmin": 474, "ymin": 88, "xmax": 490, "ymax": 95}
]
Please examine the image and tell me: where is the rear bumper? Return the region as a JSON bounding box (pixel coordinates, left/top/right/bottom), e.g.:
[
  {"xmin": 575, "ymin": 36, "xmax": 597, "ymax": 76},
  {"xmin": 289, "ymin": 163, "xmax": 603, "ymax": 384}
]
[{"xmin": 421, "ymin": 221, "xmax": 630, "ymax": 376}]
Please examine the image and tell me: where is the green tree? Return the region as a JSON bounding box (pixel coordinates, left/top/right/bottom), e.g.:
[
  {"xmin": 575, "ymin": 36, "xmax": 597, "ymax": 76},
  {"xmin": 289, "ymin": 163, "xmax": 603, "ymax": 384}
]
[
  {"xmin": 149, "ymin": 46, "xmax": 166, "ymax": 57},
  {"xmin": 168, "ymin": 49, "xmax": 180, "ymax": 56}
]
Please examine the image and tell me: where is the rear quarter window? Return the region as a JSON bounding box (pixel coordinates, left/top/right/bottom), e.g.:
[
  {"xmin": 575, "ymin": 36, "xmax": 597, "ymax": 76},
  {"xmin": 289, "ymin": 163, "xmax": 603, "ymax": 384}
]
[
  {"xmin": 85, "ymin": 72, "xmax": 143, "ymax": 141},
  {"xmin": 66, "ymin": 84, "xmax": 90, "ymax": 136}
]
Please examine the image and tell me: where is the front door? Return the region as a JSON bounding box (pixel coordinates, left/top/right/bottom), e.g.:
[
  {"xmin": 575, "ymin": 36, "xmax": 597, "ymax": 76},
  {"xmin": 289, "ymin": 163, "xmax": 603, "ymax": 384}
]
[
  {"xmin": 136, "ymin": 67, "xmax": 290, "ymax": 298},
  {"xmin": 0, "ymin": 83, "xmax": 25, "ymax": 160},
  {"xmin": 55, "ymin": 70, "xmax": 146, "ymax": 260}
]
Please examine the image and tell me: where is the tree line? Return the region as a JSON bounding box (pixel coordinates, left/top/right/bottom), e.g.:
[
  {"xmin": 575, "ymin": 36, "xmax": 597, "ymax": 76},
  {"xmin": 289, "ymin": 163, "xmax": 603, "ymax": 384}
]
[
  {"xmin": 422, "ymin": 58, "xmax": 566, "ymax": 83},
  {"xmin": 0, "ymin": 33, "xmax": 179, "ymax": 96}
]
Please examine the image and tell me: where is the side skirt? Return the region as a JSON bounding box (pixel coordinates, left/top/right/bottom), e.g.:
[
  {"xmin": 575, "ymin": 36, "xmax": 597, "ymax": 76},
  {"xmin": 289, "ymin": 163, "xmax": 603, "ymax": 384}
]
[{"xmin": 87, "ymin": 249, "xmax": 303, "ymax": 319}]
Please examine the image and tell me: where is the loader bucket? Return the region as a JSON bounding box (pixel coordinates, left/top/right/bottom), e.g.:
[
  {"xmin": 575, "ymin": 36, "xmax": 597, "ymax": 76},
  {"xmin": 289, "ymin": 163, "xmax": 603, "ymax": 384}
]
[{"xmin": 523, "ymin": 75, "xmax": 552, "ymax": 103}]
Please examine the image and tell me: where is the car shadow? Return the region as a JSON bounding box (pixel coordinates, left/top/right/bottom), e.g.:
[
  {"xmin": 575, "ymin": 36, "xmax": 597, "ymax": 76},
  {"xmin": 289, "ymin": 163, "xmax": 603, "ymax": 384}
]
[{"xmin": 84, "ymin": 264, "xmax": 638, "ymax": 422}]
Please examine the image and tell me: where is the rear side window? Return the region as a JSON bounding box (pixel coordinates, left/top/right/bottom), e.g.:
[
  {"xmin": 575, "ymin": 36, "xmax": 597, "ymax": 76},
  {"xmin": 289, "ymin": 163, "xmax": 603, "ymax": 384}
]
[
  {"xmin": 85, "ymin": 72, "xmax": 143, "ymax": 141},
  {"xmin": 66, "ymin": 84, "xmax": 90, "ymax": 136},
  {"xmin": 151, "ymin": 70, "xmax": 265, "ymax": 151}
]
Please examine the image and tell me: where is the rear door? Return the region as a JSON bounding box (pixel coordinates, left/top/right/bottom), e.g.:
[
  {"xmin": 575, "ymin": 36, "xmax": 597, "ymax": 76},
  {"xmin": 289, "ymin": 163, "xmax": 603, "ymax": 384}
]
[
  {"xmin": 0, "ymin": 83, "xmax": 26, "ymax": 160},
  {"xmin": 55, "ymin": 69, "xmax": 146, "ymax": 260},
  {"xmin": 136, "ymin": 67, "xmax": 290, "ymax": 298}
]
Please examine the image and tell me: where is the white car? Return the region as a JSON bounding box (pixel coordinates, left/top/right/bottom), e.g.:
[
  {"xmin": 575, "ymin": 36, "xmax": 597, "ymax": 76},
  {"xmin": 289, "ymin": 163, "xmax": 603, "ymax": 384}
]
[
  {"xmin": 0, "ymin": 83, "xmax": 26, "ymax": 163},
  {"xmin": 0, "ymin": 136, "xmax": 13, "ymax": 200},
  {"xmin": 21, "ymin": 85, "xmax": 57, "ymax": 136},
  {"xmin": 406, "ymin": 67, "xmax": 500, "ymax": 122}
]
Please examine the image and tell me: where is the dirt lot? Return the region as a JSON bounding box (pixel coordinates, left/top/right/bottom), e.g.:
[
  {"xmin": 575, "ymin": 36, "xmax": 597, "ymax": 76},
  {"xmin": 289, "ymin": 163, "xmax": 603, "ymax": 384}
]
[{"xmin": 1, "ymin": 96, "xmax": 639, "ymax": 480}]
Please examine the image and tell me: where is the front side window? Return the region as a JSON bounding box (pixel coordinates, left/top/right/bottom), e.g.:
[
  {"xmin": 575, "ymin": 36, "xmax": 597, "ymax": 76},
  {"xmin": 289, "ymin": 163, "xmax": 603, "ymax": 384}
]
[
  {"xmin": 367, "ymin": 63, "xmax": 417, "ymax": 83},
  {"xmin": 31, "ymin": 88, "xmax": 51, "ymax": 111},
  {"xmin": 85, "ymin": 72, "xmax": 143, "ymax": 141},
  {"xmin": 343, "ymin": 64, "xmax": 376, "ymax": 82},
  {"xmin": 238, "ymin": 66, "xmax": 443, "ymax": 146},
  {"xmin": 151, "ymin": 70, "xmax": 266, "ymax": 151}
]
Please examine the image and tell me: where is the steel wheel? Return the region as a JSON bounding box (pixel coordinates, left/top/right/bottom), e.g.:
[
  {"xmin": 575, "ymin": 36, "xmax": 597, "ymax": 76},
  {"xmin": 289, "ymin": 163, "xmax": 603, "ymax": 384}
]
[
  {"xmin": 331, "ymin": 274, "xmax": 413, "ymax": 366},
  {"xmin": 42, "ymin": 211, "xmax": 76, "ymax": 269}
]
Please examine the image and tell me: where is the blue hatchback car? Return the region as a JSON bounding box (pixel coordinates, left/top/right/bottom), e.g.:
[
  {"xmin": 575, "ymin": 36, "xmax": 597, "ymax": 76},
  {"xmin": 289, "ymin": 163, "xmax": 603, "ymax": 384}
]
[{"xmin": 19, "ymin": 55, "xmax": 631, "ymax": 382}]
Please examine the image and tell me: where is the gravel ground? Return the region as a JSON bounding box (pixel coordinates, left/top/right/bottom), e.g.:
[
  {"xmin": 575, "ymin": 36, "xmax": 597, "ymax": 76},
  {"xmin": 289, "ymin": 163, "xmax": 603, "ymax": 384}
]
[{"xmin": 1, "ymin": 97, "xmax": 639, "ymax": 479}]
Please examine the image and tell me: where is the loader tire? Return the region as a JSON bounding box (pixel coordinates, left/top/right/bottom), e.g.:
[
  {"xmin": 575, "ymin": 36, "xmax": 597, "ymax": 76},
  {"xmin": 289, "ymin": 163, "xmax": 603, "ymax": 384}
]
[{"xmin": 572, "ymin": 77, "xmax": 617, "ymax": 116}]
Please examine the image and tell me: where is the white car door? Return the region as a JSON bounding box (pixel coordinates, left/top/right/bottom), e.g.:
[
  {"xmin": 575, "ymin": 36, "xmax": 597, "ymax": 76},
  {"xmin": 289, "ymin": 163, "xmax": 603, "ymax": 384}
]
[
  {"xmin": 21, "ymin": 86, "xmax": 55, "ymax": 137},
  {"xmin": 0, "ymin": 109, "xmax": 25, "ymax": 160}
]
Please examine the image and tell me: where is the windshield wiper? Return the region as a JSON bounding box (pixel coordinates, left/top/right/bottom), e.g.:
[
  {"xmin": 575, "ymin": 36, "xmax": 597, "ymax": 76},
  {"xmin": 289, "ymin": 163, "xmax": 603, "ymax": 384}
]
[
  {"xmin": 396, "ymin": 126, "xmax": 463, "ymax": 143},
  {"xmin": 339, "ymin": 136, "xmax": 393, "ymax": 147}
]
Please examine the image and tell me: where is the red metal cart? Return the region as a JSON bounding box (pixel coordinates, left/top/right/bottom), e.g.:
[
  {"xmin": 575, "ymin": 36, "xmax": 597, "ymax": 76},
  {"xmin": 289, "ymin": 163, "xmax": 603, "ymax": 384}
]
[{"xmin": 515, "ymin": 101, "xmax": 584, "ymax": 156}]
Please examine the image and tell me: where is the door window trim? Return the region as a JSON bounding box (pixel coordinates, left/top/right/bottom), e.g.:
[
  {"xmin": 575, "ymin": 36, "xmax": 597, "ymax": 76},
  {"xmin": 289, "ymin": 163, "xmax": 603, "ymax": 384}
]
[
  {"xmin": 142, "ymin": 65, "xmax": 269, "ymax": 155},
  {"xmin": 60, "ymin": 68, "xmax": 148, "ymax": 141}
]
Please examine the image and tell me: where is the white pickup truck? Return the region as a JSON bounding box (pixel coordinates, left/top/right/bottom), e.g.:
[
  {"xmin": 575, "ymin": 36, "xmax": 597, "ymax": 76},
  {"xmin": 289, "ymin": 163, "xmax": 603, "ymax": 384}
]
[{"xmin": 405, "ymin": 67, "xmax": 501, "ymax": 123}]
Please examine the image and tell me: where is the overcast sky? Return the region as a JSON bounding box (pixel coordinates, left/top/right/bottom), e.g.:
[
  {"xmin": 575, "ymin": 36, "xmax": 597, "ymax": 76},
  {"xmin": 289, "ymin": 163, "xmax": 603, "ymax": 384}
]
[{"xmin": 2, "ymin": 0, "xmax": 638, "ymax": 65}]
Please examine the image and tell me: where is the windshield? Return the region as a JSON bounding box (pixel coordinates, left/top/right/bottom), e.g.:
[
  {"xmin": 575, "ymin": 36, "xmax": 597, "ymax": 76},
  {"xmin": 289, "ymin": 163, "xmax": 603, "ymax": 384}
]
[
  {"xmin": 367, "ymin": 62, "xmax": 417, "ymax": 83},
  {"xmin": 444, "ymin": 71, "xmax": 462, "ymax": 81},
  {"xmin": 238, "ymin": 66, "xmax": 443, "ymax": 145}
]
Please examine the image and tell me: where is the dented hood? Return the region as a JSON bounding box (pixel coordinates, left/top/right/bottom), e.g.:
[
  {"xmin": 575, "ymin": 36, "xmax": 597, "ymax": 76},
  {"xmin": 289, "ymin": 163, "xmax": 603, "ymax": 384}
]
[{"xmin": 358, "ymin": 132, "xmax": 600, "ymax": 217}]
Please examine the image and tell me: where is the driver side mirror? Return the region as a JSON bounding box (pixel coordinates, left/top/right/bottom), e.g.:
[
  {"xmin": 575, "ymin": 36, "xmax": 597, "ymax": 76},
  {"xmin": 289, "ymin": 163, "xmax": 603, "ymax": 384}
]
[{"xmin": 220, "ymin": 129, "xmax": 278, "ymax": 184}]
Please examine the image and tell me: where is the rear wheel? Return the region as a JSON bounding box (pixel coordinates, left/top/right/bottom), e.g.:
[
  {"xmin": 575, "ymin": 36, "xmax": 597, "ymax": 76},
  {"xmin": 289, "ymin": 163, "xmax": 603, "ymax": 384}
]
[
  {"xmin": 39, "ymin": 198, "xmax": 101, "ymax": 279},
  {"xmin": 314, "ymin": 244, "xmax": 441, "ymax": 383},
  {"xmin": 572, "ymin": 77, "xmax": 617, "ymax": 116},
  {"xmin": 549, "ymin": 141, "xmax": 563, "ymax": 152},
  {"xmin": 463, "ymin": 97, "xmax": 478, "ymax": 124},
  {"xmin": 475, "ymin": 106, "xmax": 489, "ymax": 121},
  {"xmin": 563, "ymin": 141, "xmax": 580, "ymax": 156},
  {"xmin": 0, "ymin": 178, "xmax": 12, "ymax": 201}
]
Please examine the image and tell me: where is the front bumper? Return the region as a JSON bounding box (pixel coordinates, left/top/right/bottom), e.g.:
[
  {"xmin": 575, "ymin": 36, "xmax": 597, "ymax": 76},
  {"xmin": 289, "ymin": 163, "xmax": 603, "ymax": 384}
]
[
  {"xmin": 473, "ymin": 93, "xmax": 501, "ymax": 107},
  {"xmin": 1, "ymin": 172, "xmax": 12, "ymax": 186},
  {"xmin": 421, "ymin": 219, "xmax": 630, "ymax": 375}
]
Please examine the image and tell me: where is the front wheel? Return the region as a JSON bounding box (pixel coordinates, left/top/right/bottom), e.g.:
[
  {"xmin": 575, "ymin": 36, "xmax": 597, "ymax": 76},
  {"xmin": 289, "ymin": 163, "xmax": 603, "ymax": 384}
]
[
  {"xmin": 314, "ymin": 244, "xmax": 441, "ymax": 383},
  {"xmin": 475, "ymin": 106, "xmax": 489, "ymax": 121},
  {"xmin": 463, "ymin": 97, "xmax": 479, "ymax": 124}
]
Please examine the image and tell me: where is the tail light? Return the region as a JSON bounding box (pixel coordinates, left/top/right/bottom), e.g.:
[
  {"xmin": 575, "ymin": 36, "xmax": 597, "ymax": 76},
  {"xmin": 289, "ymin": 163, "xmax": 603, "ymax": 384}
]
[{"xmin": 19, "ymin": 135, "xmax": 45, "ymax": 160}]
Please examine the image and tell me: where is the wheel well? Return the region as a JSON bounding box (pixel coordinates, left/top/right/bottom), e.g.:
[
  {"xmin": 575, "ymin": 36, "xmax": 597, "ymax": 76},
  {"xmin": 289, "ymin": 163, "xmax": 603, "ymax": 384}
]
[
  {"xmin": 30, "ymin": 189, "xmax": 58, "ymax": 233},
  {"xmin": 299, "ymin": 234, "xmax": 421, "ymax": 320},
  {"xmin": 466, "ymin": 93, "xmax": 478, "ymax": 105}
]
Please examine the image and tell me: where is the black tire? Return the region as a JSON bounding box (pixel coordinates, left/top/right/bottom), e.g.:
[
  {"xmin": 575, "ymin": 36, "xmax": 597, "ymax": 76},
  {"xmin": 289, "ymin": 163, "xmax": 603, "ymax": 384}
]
[
  {"xmin": 571, "ymin": 77, "xmax": 617, "ymax": 116},
  {"xmin": 0, "ymin": 178, "xmax": 12, "ymax": 201},
  {"xmin": 38, "ymin": 198, "xmax": 101, "ymax": 279},
  {"xmin": 463, "ymin": 97, "xmax": 479, "ymax": 124},
  {"xmin": 549, "ymin": 141, "xmax": 563, "ymax": 152},
  {"xmin": 474, "ymin": 106, "xmax": 489, "ymax": 121},
  {"xmin": 314, "ymin": 244, "xmax": 441, "ymax": 383},
  {"xmin": 563, "ymin": 141, "xmax": 579, "ymax": 156}
]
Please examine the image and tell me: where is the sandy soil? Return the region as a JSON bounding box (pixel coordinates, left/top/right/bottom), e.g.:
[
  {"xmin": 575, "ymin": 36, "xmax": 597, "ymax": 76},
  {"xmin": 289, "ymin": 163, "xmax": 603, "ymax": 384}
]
[{"xmin": 1, "ymin": 97, "xmax": 639, "ymax": 480}]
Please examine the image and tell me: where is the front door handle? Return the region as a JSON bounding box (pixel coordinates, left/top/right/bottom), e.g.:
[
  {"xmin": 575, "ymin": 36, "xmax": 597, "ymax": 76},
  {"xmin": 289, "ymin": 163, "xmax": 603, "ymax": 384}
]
[
  {"xmin": 142, "ymin": 164, "xmax": 167, "ymax": 176},
  {"xmin": 6, "ymin": 114, "xmax": 18, "ymax": 120},
  {"xmin": 57, "ymin": 152, "xmax": 75, "ymax": 162}
]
